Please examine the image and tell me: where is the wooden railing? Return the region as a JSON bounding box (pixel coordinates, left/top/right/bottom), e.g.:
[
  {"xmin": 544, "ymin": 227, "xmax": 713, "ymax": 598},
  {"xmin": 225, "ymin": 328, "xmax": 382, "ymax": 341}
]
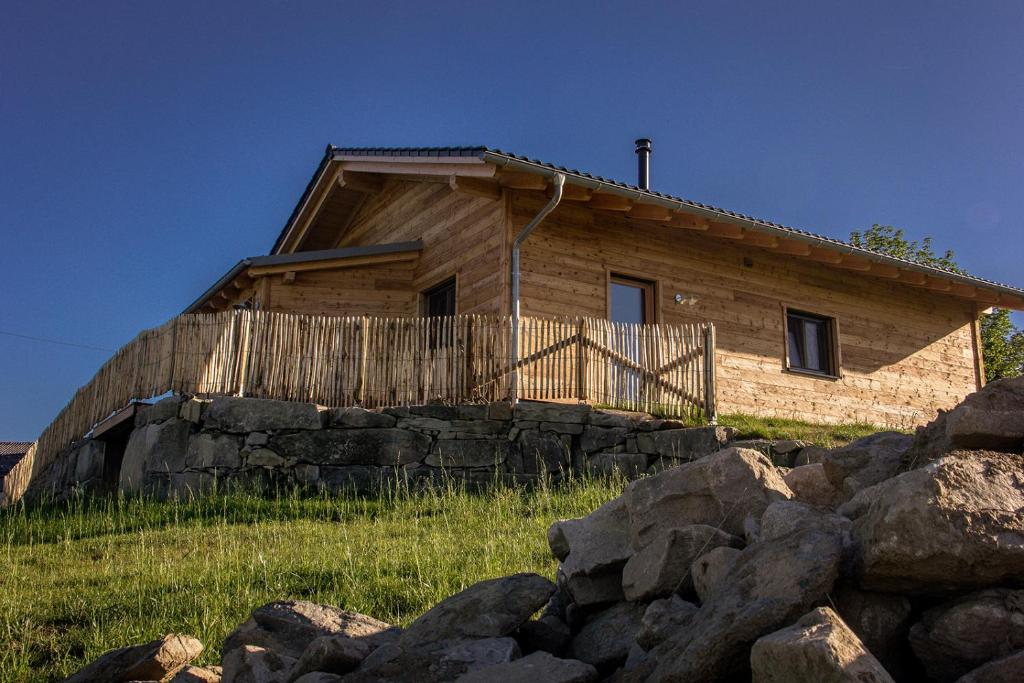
[{"xmin": 2, "ymin": 311, "xmax": 715, "ymax": 505}]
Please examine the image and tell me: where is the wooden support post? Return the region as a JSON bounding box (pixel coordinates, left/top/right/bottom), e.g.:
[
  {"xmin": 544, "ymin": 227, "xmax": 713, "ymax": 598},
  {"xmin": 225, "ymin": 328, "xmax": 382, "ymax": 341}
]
[
  {"xmin": 703, "ymin": 323, "xmax": 717, "ymax": 425},
  {"xmin": 576, "ymin": 317, "xmax": 587, "ymax": 402}
]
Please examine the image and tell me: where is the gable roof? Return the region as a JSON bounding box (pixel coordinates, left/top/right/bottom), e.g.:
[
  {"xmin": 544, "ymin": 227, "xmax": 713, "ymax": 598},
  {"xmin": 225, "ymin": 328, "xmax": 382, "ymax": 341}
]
[{"xmin": 266, "ymin": 145, "xmax": 1023, "ymax": 309}]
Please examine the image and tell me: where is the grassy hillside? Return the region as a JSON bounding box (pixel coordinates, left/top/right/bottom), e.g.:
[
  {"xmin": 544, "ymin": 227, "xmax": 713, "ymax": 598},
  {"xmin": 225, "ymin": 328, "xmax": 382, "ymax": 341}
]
[{"xmin": 0, "ymin": 479, "xmax": 622, "ymax": 682}]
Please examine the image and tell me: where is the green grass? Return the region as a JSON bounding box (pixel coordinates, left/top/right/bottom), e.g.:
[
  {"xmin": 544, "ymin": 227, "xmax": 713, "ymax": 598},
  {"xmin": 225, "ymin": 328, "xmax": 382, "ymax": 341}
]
[
  {"xmin": 718, "ymin": 413, "xmax": 885, "ymax": 448},
  {"xmin": 0, "ymin": 478, "xmax": 623, "ymax": 682}
]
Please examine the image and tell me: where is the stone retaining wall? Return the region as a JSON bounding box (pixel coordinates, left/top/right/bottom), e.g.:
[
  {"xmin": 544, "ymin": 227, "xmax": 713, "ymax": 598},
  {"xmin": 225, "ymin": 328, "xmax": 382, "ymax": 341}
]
[{"xmin": 26, "ymin": 396, "xmax": 738, "ymax": 501}]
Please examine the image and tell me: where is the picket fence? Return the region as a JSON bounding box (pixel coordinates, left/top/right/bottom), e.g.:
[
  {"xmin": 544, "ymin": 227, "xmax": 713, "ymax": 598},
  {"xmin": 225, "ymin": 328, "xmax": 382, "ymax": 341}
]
[{"xmin": 2, "ymin": 311, "xmax": 715, "ymax": 504}]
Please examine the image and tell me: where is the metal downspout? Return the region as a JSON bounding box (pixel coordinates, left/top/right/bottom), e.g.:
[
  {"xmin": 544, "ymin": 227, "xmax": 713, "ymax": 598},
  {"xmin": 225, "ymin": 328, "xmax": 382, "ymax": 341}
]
[{"xmin": 509, "ymin": 173, "xmax": 566, "ymax": 403}]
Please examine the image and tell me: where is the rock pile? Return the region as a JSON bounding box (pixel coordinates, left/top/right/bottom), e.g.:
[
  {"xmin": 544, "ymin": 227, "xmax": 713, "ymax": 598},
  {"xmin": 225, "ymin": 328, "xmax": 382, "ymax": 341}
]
[{"xmin": 64, "ymin": 378, "xmax": 1024, "ymax": 682}]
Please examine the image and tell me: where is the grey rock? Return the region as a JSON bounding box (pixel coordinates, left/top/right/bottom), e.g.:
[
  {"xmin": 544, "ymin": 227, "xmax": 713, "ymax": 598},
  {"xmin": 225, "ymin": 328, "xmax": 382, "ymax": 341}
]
[
  {"xmin": 759, "ymin": 500, "xmax": 852, "ymax": 545},
  {"xmin": 120, "ymin": 419, "xmax": 192, "ymax": 494},
  {"xmin": 955, "ymin": 650, "xmax": 1024, "ymax": 683},
  {"xmin": 205, "ymin": 397, "xmax": 325, "ymax": 432},
  {"xmin": 269, "ymin": 429, "xmax": 429, "ymax": 467},
  {"xmin": 539, "ymin": 421, "xmax": 585, "ymax": 435},
  {"xmin": 853, "ymin": 451, "xmax": 1024, "ymax": 593},
  {"xmin": 636, "ymin": 596, "xmax": 699, "ymax": 650},
  {"xmin": 179, "ymin": 398, "xmax": 208, "ymax": 424},
  {"xmin": 903, "ymin": 376, "xmax": 1024, "ymax": 468},
  {"xmin": 65, "ymin": 633, "xmax": 203, "ymax": 683},
  {"xmin": 548, "ymin": 498, "xmax": 632, "ymax": 607},
  {"xmin": 170, "ymin": 665, "xmax": 222, "ymax": 682},
  {"xmin": 690, "ymin": 546, "xmax": 741, "ymax": 603},
  {"xmin": 246, "ymin": 432, "xmax": 270, "ymax": 447},
  {"xmin": 246, "ymin": 448, "xmax": 286, "ymax": 468},
  {"xmin": 750, "ymin": 607, "xmax": 894, "ymax": 683},
  {"xmin": 513, "ymin": 430, "xmax": 571, "ymax": 475},
  {"xmin": 909, "ymin": 589, "xmax": 1024, "ymax": 683},
  {"xmin": 580, "ymin": 427, "xmax": 628, "ymax": 453},
  {"xmin": 457, "ymin": 651, "xmax": 598, "ymax": 683},
  {"xmin": 289, "ymin": 633, "xmax": 372, "ymax": 679},
  {"xmin": 292, "ymin": 673, "xmax": 341, "ymax": 683},
  {"xmin": 438, "ymin": 636, "xmax": 519, "ymax": 670},
  {"xmin": 819, "ymin": 432, "xmax": 913, "ymax": 498},
  {"xmin": 784, "ymin": 463, "xmax": 839, "ymax": 508},
  {"xmin": 642, "ymin": 523, "xmax": 844, "ymax": 681},
  {"xmin": 137, "ymin": 396, "xmax": 184, "ymax": 426},
  {"xmin": 514, "ymin": 401, "xmax": 591, "ymax": 424},
  {"xmin": 426, "ymin": 439, "xmax": 509, "ymax": 468},
  {"xmin": 327, "ymin": 407, "xmax": 397, "ymax": 429},
  {"xmin": 221, "ymin": 645, "xmax": 296, "ymax": 683},
  {"xmin": 584, "ymin": 452, "xmax": 647, "ymax": 480},
  {"xmin": 398, "ymin": 573, "xmax": 554, "ymax": 649},
  {"xmin": 832, "ymin": 585, "xmax": 912, "ymax": 675},
  {"xmin": 186, "ymin": 433, "xmax": 241, "ymax": 470},
  {"xmin": 73, "ymin": 439, "xmax": 106, "ymax": 483},
  {"xmin": 635, "ymin": 426, "xmax": 733, "ymax": 460},
  {"xmin": 518, "ymin": 615, "xmax": 571, "ymax": 655},
  {"xmin": 589, "ymin": 411, "xmax": 639, "ymax": 429},
  {"xmin": 793, "ymin": 445, "xmax": 830, "ymax": 466},
  {"xmin": 625, "ymin": 446, "xmax": 793, "ymax": 547},
  {"xmin": 223, "ymin": 601, "xmax": 392, "ymax": 660},
  {"xmin": 569, "ymin": 601, "xmax": 645, "ymax": 672},
  {"xmin": 621, "ymin": 525, "xmax": 742, "ymax": 601},
  {"xmin": 487, "ymin": 401, "xmax": 513, "ymax": 421}
]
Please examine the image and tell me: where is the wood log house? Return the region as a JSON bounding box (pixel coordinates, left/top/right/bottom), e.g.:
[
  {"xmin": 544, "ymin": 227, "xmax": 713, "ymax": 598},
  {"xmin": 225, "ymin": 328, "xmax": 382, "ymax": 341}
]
[{"xmin": 184, "ymin": 145, "xmax": 1024, "ymax": 426}]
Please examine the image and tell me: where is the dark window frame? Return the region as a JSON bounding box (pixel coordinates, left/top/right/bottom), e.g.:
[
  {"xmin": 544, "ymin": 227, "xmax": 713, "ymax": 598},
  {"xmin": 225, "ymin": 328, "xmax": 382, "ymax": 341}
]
[
  {"xmin": 784, "ymin": 308, "xmax": 841, "ymax": 379},
  {"xmin": 608, "ymin": 273, "xmax": 657, "ymax": 325},
  {"xmin": 422, "ymin": 276, "xmax": 457, "ymax": 318}
]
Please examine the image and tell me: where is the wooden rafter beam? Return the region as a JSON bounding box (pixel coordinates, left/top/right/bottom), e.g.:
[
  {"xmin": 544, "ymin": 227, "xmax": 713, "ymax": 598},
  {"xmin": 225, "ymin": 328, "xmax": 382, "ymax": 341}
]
[
  {"xmin": 898, "ymin": 270, "xmax": 927, "ymax": 285},
  {"xmin": 807, "ymin": 246, "xmax": 844, "ymax": 264},
  {"xmin": 670, "ymin": 212, "xmax": 709, "ymax": 231},
  {"xmin": 588, "ymin": 192, "xmax": 633, "ymax": 212},
  {"xmin": 336, "ymin": 170, "xmax": 384, "ymax": 194},
  {"xmin": 560, "ymin": 184, "xmax": 593, "ymax": 202},
  {"xmin": 627, "ymin": 204, "xmax": 672, "ymax": 222},
  {"xmin": 769, "ymin": 237, "xmax": 812, "ymax": 256},
  {"xmin": 448, "ymin": 175, "xmax": 501, "ymax": 200},
  {"xmin": 285, "ymin": 167, "xmax": 340, "ymax": 252},
  {"xmin": 998, "ymin": 293, "xmax": 1024, "ymax": 309},
  {"xmin": 974, "ymin": 288, "xmax": 999, "ymax": 304},
  {"xmin": 868, "ymin": 263, "xmax": 901, "ymax": 279},
  {"xmin": 497, "ymin": 171, "xmax": 547, "ymax": 190},
  {"xmin": 740, "ymin": 230, "xmax": 779, "ymax": 249},
  {"xmin": 835, "ymin": 255, "xmax": 873, "ymax": 272},
  {"xmin": 923, "ymin": 276, "xmax": 952, "ymax": 292},
  {"xmin": 705, "ymin": 221, "xmax": 744, "ymax": 239},
  {"xmin": 951, "ymin": 282, "xmax": 978, "ymax": 298}
]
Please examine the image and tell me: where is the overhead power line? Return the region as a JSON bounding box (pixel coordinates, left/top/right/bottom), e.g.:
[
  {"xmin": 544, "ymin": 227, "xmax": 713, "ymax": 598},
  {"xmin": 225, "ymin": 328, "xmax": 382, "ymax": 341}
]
[{"xmin": 0, "ymin": 330, "xmax": 113, "ymax": 352}]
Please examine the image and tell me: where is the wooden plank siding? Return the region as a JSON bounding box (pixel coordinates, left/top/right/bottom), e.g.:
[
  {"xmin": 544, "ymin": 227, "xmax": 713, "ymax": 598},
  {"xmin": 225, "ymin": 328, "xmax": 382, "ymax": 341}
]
[
  {"xmin": 510, "ymin": 191, "xmax": 980, "ymax": 427},
  {"xmin": 332, "ymin": 178, "xmax": 506, "ymax": 315}
]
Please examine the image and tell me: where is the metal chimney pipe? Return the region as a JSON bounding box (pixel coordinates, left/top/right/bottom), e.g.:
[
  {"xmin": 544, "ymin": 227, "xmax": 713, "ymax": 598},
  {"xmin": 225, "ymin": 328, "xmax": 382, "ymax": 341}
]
[{"xmin": 635, "ymin": 138, "xmax": 652, "ymax": 190}]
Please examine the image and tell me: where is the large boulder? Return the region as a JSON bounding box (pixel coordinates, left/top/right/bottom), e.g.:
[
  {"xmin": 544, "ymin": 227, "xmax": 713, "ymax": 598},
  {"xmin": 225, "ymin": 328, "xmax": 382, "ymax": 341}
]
[
  {"xmin": 852, "ymin": 451, "xmax": 1024, "ymax": 593},
  {"xmin": 784, "ymin": 463, "xmax": 839, "ymax": 508},
  {"xmin": 269, "ymin": 429, "xmax": 430, "ymax": 466},
  {"xmin": 120, "ymin": 419, "xmax": 192, "ymax": 493},
  {"xmin": 289, "ymin": 633, "xmax": 373, "ymax": 679},
  {"xmin": 903, "ymin": 376, "xmax": 1024, "ymax": 468},
  {"xmin": 204, "ymin": 397, "xmax": 325, "ymax": 432},
  {"xmin": 636, "ymin": 596, "xmax": 699, "ymax": 650},
  {"xmin": 170, "ymin": 665, "xmax": 222, "ymax": 682},
  {"xmin": 750, "ymin": 607, "xmax": 894, "ymax": 682},
  {"xmin": 221, "ymin": 645, "xmax": 296, "ymax": 683},
  {"xmin": 690, "ymin": 546, "xmax": 742, "ymax": 604},
  {"xmin": 621, "ymin": 525, "xmax": 742, "ymax": 602},
  {"xmin": 634, "ymin": 426, "xmax": 733, "ymax": 460},
  {"xmin": 909, "ymin": 589, "xmax": 1024, "ymax": 682},
  {"xmin": 346, "ymin": 637, "xmax": 519, "ymax": 682},
  {"xmin": 65, "ymin": 634, "xmax": 203, "ymax": 683},
  {"xmin": 819, "ymin": 432, "xmax": 913, "ymax": 499},
  {"xmin": 448, "ymin": 650, "xmax": 598, "ymax": 683},
  {"xmin": 624, "ymin": 447, "xmax": 793, "ymax": 547},
  {"xmin": 548, "ymin": 498, "xmax": 632, "ymax": 606},
  {"xmin": 831, "ymin": 585, "xmax": 912, "ymax": 675},
  {"xmin": 635, "ymin": 523, "xmax": 844, "ymax": 681},
  {"xmin": 955, "ymin": 650, "xmax": 1024, "ymax": 683},
  {"xmin": 223, "ymin": 601, "xmax": 392, "ymax": 661},
  {"xmin": 398, "ymin": 573, "xmax": 554, "ymax": 649},
  {"xmin": 568, "ymin": 601, "xmax": 645, "ymax": 673}
]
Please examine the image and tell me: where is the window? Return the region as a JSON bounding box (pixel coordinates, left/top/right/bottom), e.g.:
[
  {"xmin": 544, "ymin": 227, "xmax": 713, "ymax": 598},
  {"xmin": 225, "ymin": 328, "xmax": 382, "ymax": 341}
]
[
  {"xmin": 609, "ymin": 274, "xmax": 655, "ymax": 324},
  {"xmin": 785, "ymin": 309, "xmax": 838, "ymax": 377},
  {"xmin": 423, "ymin": 277, "xmax": 456, "ymax": 318}
]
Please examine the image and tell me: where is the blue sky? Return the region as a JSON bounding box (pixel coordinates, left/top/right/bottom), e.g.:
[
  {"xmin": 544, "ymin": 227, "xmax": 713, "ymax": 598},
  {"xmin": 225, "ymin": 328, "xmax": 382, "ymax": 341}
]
[{"xmin": 2, "ymin": 1, "xmax": 1022, "ymax": 440}]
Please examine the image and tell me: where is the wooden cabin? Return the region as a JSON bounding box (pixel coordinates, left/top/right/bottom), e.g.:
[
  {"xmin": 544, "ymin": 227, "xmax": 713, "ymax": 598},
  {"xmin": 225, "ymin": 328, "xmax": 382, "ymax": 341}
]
[{"xmin": 184, "ymin": 145, "xmax": 1024, "ymax": 426}]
